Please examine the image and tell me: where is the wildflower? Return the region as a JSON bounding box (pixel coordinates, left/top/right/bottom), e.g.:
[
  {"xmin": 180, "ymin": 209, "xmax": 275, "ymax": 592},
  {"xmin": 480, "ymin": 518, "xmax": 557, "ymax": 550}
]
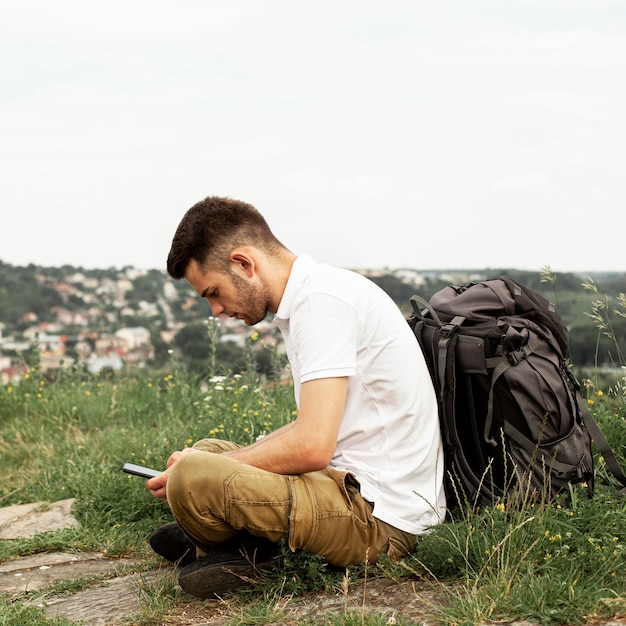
[
  {"xmin": 251, "ymin": 332, "xmax": 259, "ymax": 341},
  {"xmin": 587, "ymin": 399, "xmax": 594, "ymax": 406},
  {"xmin": 597, "ymin": 390, "xmax": 604, "ymax": 397},
  {"xmin": 495, "ymin": 503, "xmax": 505, "ymax": 512}
]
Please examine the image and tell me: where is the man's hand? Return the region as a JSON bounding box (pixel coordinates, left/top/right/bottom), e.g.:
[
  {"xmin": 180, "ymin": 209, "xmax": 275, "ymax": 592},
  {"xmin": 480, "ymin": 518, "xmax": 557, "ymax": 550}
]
[{"xmin": 145, "ymin": 447, "xmax": 201, "ymax": 499}]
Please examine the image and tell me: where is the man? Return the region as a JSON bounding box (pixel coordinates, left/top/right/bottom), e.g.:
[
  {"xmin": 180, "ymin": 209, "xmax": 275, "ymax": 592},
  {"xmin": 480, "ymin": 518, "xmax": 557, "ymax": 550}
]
[{"xmin": 147, "ymin": 196, "xmax": 445, "ymax": 598}]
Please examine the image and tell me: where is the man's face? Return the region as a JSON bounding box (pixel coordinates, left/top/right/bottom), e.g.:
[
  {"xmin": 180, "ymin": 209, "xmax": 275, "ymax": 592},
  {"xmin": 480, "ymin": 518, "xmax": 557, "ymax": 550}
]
[{"xmin": 185, "ymin": 258, "xmax": 269, "ymax": 326}]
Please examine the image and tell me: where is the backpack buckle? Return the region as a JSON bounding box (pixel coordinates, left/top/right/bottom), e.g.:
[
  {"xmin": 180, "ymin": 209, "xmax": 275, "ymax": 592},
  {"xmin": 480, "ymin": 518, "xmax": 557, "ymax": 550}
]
[
  {"xmin": 441, "ymin": 323, "xmax": 457, "ymax": 337},
  {"xmin": 508, "ymin": 344, "xmax": 531, "ymax": 365},
  {"xmin": 440, "ymin": 315, "xmax": 465, "ymax": 336}
]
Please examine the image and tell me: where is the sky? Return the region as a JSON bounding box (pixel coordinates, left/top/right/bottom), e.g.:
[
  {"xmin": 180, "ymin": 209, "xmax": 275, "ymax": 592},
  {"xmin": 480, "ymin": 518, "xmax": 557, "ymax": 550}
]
[{"xmin": 1, "ymin": 0, "xmax": 625, "ymax": 274}]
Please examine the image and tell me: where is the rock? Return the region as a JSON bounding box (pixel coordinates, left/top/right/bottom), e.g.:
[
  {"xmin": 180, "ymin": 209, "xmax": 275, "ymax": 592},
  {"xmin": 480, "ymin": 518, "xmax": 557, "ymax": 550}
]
[
  {"xmin": 0, "ymin": 551, "xmax": 142, "ymax": 594},
  {"xmin": 0, "ymin": 498, "xmax": 78, "ymax": 539},
  {"xmin": 32, "ymin": 568, "xmax": 175, "ymax": 626}
]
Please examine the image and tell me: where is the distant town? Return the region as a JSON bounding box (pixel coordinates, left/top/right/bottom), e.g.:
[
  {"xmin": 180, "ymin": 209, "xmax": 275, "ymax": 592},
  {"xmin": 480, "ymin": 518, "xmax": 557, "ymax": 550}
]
[{"xmin": 1, "ymin": 261, "xmax": 623, "ymax": 384}]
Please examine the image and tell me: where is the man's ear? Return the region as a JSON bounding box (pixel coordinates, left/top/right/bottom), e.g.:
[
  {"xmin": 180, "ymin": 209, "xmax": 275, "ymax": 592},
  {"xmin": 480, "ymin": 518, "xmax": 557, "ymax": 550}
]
[{"xmin": 230, "ymin": 250, "xmax": 255, "ymax": 277}]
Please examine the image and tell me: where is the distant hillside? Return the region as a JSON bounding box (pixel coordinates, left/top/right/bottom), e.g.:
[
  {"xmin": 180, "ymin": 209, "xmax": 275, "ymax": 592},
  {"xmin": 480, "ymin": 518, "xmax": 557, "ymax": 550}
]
[{"xmin": 1, "ymin": 260, "xmax": 625, "ymax": 371}]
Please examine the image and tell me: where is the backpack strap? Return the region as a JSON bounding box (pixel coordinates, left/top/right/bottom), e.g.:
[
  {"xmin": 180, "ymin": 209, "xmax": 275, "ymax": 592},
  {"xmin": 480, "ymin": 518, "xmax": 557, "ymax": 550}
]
[
  {"xmin": 437, "ymin": 315, "xmax": 466, "ymax": 402},
  {"xmin": 483, "ymin": 337, "xmax": 538, "ymax": 446},
  {"xmin": 410, "ymin": 295, "xmax": 465, "ymax": 403},
  {"xmin": 410, "ymin": 295, "xmax": 442, "ymax": 324},
  {"xmin": 577, "ymin": 398, "xmax": 626, "ymax": 495}
]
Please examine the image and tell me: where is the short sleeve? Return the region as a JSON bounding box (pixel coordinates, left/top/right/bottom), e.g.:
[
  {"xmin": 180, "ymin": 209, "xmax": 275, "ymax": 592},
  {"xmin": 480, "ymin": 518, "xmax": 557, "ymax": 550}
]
[{"xmin": 290, "ymin": 291, "xmax": 358, "ymax": 383}]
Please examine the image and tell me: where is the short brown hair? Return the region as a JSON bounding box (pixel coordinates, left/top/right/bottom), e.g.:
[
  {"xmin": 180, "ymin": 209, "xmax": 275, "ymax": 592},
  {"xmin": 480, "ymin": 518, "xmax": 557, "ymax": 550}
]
[{"xmin": 167, "ymin": 196, "xmax": 284, "ymax": 279}]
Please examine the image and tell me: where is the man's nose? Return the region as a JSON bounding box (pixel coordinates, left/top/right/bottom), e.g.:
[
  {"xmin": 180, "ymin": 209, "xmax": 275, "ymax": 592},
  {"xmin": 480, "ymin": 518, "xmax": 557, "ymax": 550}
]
[{"xmin": 208, "ymin": 300, "xmax": 224, "ymax": 316}]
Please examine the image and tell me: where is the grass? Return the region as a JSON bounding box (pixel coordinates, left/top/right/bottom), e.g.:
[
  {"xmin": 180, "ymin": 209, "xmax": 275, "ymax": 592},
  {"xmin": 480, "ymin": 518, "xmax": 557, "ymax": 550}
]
[
  {"xmin": 398, "ymin": 479, "xmax": 626, "ymax": 625},
  {"xmin": 2, "ymin": 284, "xmax": 626, "ymax": 625}
]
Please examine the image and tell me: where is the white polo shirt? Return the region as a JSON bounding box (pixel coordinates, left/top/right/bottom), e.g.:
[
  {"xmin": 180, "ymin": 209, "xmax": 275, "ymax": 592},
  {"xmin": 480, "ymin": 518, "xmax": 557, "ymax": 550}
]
[{"xmin": 273, "ymin": 254, "xmax": 446, "ymax": 534}]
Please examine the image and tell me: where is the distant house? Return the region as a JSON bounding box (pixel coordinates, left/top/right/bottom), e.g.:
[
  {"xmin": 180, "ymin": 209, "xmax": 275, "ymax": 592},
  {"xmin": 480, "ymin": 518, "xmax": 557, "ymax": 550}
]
[
  {"xmin": 137, "ymin": 301, "xmax": 159, "ymax": 317},
  {"xmin": 114, "ymin": 327, "xmax": 151, "ymax": 350},
  {"xmin": 95, "ymin": 335, "xmax": 127, "ymax": 356},
  {"xmin": 116, "ymin": 278, "xmax": 133, "ymax": 293},
  {"xmin": 51, "ymin": 307, "xmax": 90, "ymax": 327},
  {"xmin": 86, "ymin": 353, "xmax": 124, "ymax": 374}
]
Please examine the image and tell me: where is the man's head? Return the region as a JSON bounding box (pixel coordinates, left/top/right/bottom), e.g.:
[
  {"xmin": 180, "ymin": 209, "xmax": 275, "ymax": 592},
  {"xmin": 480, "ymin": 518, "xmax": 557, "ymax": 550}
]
[
  {"xmin": 167, "ymin": 196, "xmax": 285, "ymax": 280},
  {"xmin": 167, "ymin": 196, "xmax": 293, "ymax": 325}
]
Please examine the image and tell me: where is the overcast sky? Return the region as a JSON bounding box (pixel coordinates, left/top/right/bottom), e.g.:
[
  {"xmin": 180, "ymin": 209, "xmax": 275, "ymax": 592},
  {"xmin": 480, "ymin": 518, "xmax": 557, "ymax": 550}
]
[{"xmin": 2, "ymin": 0, "xmax": 625, "ymax": 274}]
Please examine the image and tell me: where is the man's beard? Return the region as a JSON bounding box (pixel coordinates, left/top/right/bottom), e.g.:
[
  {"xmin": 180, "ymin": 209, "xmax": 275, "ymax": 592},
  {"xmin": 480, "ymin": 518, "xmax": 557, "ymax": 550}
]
[{"xmin": 230, "ymin": 272, "xmax": 270, "ymax": 326}]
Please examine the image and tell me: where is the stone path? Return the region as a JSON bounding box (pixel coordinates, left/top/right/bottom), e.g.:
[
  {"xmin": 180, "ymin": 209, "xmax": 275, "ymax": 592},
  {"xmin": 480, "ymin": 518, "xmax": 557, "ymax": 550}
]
[
  {"xmin": 0, "ymin": 498, "xmax": 176, "ymax": 625},
  {"xmin": 1, "ymin": 499, "xmax": 626, "ymax": 626}
]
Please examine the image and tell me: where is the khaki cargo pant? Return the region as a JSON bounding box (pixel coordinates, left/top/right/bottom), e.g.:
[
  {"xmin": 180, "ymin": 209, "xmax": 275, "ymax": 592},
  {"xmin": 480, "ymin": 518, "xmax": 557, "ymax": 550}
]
[{"xmin": 166, "ymin": 438, "xmax": 416, "ymax": 567}]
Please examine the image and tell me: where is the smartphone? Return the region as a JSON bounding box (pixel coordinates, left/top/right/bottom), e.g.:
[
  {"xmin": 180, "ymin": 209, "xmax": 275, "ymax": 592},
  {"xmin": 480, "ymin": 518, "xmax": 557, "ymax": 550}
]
[{"xmin": 122, "ymin": 462, "xmax": 162, "ymax": 479}]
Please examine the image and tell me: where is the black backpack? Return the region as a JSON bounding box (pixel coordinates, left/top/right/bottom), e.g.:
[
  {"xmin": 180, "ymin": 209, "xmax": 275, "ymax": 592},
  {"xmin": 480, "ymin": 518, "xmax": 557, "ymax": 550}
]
[{"xmin": 408, "ymin": 276, "xmax": 626, "ymax": 508}]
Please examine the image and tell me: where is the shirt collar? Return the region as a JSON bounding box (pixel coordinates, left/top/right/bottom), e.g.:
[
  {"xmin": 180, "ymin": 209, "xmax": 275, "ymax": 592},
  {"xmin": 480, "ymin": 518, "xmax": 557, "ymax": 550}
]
[{"xmin": 274, "ymin": 253, "xmax": 317, "ymax": 322}]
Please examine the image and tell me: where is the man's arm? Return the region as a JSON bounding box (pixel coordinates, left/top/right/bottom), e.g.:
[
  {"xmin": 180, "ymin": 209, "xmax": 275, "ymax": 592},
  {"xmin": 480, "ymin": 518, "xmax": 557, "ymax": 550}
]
[
  {"xmin": 146, "ymin": 376, "xmax": 348, "ymax": 498},
  {"xmin": 224, "ymin": 376, "xmax": 348, "ymax": 474}
]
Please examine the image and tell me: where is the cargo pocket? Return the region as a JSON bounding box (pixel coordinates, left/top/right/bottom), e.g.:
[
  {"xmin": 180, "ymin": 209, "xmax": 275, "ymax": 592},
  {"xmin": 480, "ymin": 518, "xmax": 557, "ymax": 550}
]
[
  {"xmin": 287, "ymin": 468, "xmax": 365, "ymax": 553},
  {"xmin": 324, "ymin": 466, "xmax": 361, "ymax": 507},
  {"xmin": 287, "ymin": 474, "xmax": 317, "ymax": 553},
  {"xmin": 385, "ymin": 536, "xmax": 414, "ymax": 562}
]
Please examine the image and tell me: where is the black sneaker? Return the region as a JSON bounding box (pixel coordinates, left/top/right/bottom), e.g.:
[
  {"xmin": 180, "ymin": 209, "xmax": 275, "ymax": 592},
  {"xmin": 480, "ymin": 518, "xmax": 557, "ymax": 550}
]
[
  {"xmin": 149, "ymin": 521, "xmax": 196, "ymax": 567},
  {"xmin": 177, "ymin": 535, "xmax": 282, "ymax": 599}
]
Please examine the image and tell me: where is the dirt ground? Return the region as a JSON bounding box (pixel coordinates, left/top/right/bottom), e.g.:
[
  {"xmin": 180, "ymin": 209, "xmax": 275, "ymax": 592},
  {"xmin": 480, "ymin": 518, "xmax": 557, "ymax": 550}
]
[{"xmin": 160, "ymin": 577, "xmax": 448, "ymax": 626}]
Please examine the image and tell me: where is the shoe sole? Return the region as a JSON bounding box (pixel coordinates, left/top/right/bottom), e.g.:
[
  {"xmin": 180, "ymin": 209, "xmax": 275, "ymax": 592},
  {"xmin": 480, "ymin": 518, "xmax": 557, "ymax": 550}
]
[{"xmin": 178, "ymin": 555, "xmax": 281, "ymax": 599}]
